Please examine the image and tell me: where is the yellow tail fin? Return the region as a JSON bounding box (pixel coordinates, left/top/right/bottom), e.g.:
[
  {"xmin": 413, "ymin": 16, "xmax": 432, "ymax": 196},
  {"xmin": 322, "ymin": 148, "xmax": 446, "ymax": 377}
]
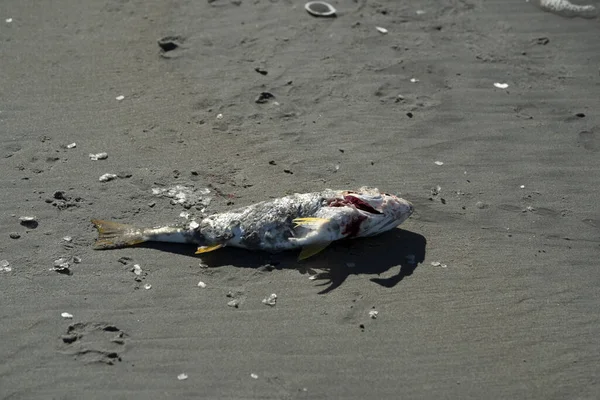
[{"xmin": 91, "ymin": 219, "xmax": 146, "ymax": 250}]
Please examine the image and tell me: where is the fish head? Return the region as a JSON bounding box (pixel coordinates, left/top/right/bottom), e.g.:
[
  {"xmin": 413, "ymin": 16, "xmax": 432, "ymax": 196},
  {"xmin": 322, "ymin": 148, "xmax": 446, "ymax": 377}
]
[{"xmin": 334, "ymin": 187, "xmax": 413, "ymax": 237}]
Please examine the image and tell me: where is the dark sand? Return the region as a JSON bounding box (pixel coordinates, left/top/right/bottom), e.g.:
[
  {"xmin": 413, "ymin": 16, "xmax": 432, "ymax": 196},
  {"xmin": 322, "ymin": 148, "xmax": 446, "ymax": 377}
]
[{"xmin": 1, "ymin": 0, "xmax": 599, "ymax": 398}]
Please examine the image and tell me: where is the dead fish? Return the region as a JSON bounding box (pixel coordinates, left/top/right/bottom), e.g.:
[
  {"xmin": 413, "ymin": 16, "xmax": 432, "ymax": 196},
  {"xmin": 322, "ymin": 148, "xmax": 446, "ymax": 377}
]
[{"xmin": 91, "ymin": 187, "xmax": 413, "ymax": 260}]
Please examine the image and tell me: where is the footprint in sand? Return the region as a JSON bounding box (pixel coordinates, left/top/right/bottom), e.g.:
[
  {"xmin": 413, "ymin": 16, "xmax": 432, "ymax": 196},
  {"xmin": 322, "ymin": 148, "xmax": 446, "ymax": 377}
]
[{"xmin": 59, "ymin": 322, "xmax": 128, "ymax": 365}]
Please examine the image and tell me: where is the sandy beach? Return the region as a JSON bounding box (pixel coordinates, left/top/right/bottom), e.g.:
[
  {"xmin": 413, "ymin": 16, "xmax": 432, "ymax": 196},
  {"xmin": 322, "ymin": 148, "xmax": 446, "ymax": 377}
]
[{"xmin": 1, "ymin": 0, "xmax": 599, "ymax": 398}]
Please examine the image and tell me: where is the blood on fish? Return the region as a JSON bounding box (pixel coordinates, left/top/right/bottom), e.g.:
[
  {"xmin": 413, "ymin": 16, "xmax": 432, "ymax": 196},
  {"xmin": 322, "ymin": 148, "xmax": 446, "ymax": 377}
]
[{"xmin": 343, "ymin": 215, "xmax": 366, "ymax": 237}]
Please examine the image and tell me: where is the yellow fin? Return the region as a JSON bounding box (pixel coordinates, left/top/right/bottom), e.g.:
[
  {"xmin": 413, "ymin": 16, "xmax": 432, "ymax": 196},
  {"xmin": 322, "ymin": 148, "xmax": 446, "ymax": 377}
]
[
  {"xmin": 293, "ymin": 217, "xmax": 330, "ymax": 229},
  {"xmin": 195, "ymin": 244, "xmax": 224, "ymax": 254},
  {"xmin": 91, "ymin": 219, "xmax": 146, "ymax": 250},
  {"xmin": 298, "ymin": 242, "xmax": 331, "ymax": 260}
]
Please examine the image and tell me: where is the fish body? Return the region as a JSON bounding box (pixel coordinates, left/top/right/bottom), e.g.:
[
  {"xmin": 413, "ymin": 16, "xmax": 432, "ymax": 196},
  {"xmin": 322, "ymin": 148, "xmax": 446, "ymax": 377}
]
[{"xmin": 92, "ymin": 187, "xmax": 413, "ymax": 259}]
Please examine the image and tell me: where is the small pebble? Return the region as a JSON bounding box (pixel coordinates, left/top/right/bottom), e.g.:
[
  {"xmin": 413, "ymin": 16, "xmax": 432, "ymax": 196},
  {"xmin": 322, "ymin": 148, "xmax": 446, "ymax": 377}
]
[
  {"xmin": 99, "ymin": 173, "xmax": 117, "ymax": 182},
  {"xmin": 6, "ymin": 18, "xmax": 13, "ymax": 23},
  {"xmin": 177, "ymin": 373, "xmax": 188, "ymax": 381},
  {"xmin": 369, "ymin": 310, "xmax": 379, "ymax": 319},
  {"xmin": 116, "ymin": 95, "xmax": 125, "ymax": 101},
  {"xmin": 476, "ymin": 201, "xmax": 488, "ymax": 209},
  {"xmin": 197, "ymin": 281, "xmax": 207, "ymax": 288},
  {"xmin": 250, "ymin": 373, "xmax": 259, "ymax": 379},
  {"xmin": 493, "ymin": 82, "xmax": 509, "ymax": 89},
  {"xmin": 410, "ymin": 78, "xmax": 419, "ymax": 83},
  {"xmin": 227, "ymin": 299, "xmax": 240, "ymax": 308},
  {"xmin": 262, "ymin": 293, "xmax": 277, "ymax": 306},
  {"xmin": 9, "ymin": 232, "xmax": 20, "ymax": 239},
  {"xmin": 434, "ymin": 161, "xmax": 444, "ymax": 166},
  {"xmin": 376, "ymin": 26, "xmax": 388, "ymax": 34},
  {"xmin": 63, "ymin": 236, "xmax": 73, "ymax": 242},
  {"xmin": 19, "ymin": 216, "xmax": 38, "ymax": 228},
  {"xmin": 72, "ymin": 256, "xmax": 82, "ymax": 264},
  {"xmin": 132, "ymin": 264, "xmax": 142, "ymax": 276},
  {"xmin": 1, "ymin": 260, "xmax": 10, "ymax": 272},
  {"xmin": 61, "ymin": 312, "xmax": 73, "ymax": 319},
  {"xmin": 216, "ymin": 113, "xmax": 223, "ymax": 120},
  {"xmin": 89, "ymin": 152, "xmax": 108, "ymax": 161},
  {"xmin": 66, "ymin": 143, "xmax": 77, "ymax": 149},
  {"xmin": 144, "ymin": 283, "xmax": 152, "ymax": 290}
]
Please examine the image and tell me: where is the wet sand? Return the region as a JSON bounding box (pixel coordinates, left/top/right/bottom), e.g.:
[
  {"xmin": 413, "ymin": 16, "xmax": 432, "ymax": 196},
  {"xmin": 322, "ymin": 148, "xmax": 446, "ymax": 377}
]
[{"xmin": 1, "ymin": 0, "xmax": 599, "ymax": 398}]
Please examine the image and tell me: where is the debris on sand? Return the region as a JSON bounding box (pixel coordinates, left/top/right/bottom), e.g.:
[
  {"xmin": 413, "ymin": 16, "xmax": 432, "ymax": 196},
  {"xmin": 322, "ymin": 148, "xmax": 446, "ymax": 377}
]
[
  {"xmin": 66, "ymin": 143, "xmax": 77, "ymax": 149},
  {"xmin": 1, "ymin": 260, "xmax": 11, "ymax": 272},
  {"xmin": 493, "ymin": 82, "xmax": 509, "ymax": 89},
  {"xmin": 52, "ymin": 258, "xmax": 72, "ymax": 275},
  {"xmin": 262, "ymin": 293, "xmax": 277, "ymax": 306},
  {"xmin": 89, "ymin": 152, "xmax": 108, "ymax": 161},
  {"xmin": 431, "ymin": 261, "xmax": 448, "ymax": 268},
  {"xmin": 369, "ymin": 310, "xmax": 379, "ymax": 319},
  {"xmin": 19, "ymin": 216, "xmax": 38, "ymax": 229},
  {"xmin": 99, "ymin": 173, "xmax": 117, "ymax": 182},
  {"xmin": 197, "ymin": 281, "xmax": 207, "ymax": 288},
  {"xmin": 376, "ymin": 26, "xmax": 388, "ymax": 34},
  {"xmin": 61, "ymin": 312, "xmax": 74, "ymax": 319},
  {"xmin": 177, "ymin": 373, "xmax": 188, "ymax": 381},
  {"xmin": 158, "ymin": 35, "xmax": 183, "ymax": 52},
  {"xmin": 255, "ymin": 92, "xmax": 275, "ymax": 104},
  {"xmin": 227, "ymin": 299, "xmax": 240, "ymax": 308},
  {"xmin": 151, "ymin": 185, "xmax": 212, "ymax": 210},
  {"xmin": 304, "ymin": 1, "xmax": 337, "ymax": 18},
  {"xmin": 250, "ymin": 373, "xmax": 259, "ymax": 379},
  {"xmin": 132, "ymin": 264, "xmax": 142, "ymax": 276}
]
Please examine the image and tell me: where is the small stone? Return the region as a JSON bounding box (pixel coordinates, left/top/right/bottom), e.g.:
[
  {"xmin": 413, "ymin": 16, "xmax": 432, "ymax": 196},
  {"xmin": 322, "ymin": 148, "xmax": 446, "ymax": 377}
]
[
  {"xmin": 0, "ymin": 260, "xmax": 9, "ymax": 268},
  {"xmin": 19, "ymin": 216, "xmax": 38, "ymax": 228},
  {"xmin": 116, "ymin": 95, "xmax": 125, "ymax": 101},
  {"xmin": 434, "ymin": 161, "xmax": 444, "ymax": 166},
  {"xmin": 431, "ymin": 261, "xmax": 441, "ymax": 267},
  {"xmin": 493, "ymin": 82, "xmax": 509, "ymax": 89},
  {"xmin": 144, "ymin": 283, "xmax": 152, "ymax": 290},
  {"xmin": 410, "ymin": 78, "xmax": 419, "ymax": 83},
  {"xmin": 254, "ymin": 67, "xmax": 268, "ymax": 75},
  {"xmin": 197, "ymin": 281, "xmax": 207, "ymax": 288},
  {"xmin": 255, "ymin": 92, "xmax": 275, "ymax": 104},
  {"xmin": 6, "ymin": 18, "xmax": 13, "ymax": 23},
  {"xmin": 99, "ymin": 173, "xmax": 117, "ymax": 182},
  {"xmin": 262, "ymin": 293, "xmax": 277, "ymax": 306},
  {"xmin": 72, "ymin": 256, "xmax": 82, "ymax": 264},
  {"xmin": 158, "ymin": 36, "xmax": 182, "ymax": 52},
  {"xmin": 132, "ymin": 264, "xmax": 142, "ymax": 276},
  {"xmin": 9, "ymin": 232, "xmax": 20, "ymax": 239},
  {"xmin": 177, "ymin": 373, "xmax": 188, "ymax": 381},
  {"xmin": 476, "ymin": 201, "xmax": 488, "ymax": 209},
  {"xmin": 66, "ymin": 143, "xmax": 77, "ymax": 149},
  {"xmin": 89, "ymin": 152, "xmax": 108, "ymax": 161},
  {"xmin": 376, "ymin": 26, "xmax": 388, "ymax": 34},
  {"xmin": 63, "ymin": 236, "xmax": 73, "ymax": 242},
  {"xmin": 250, "ymin": 373, "xmax": 259, "ymax": 379},
  {"xmin": 227, "ymin": 299, "xmax": 240, "ymax": 308},
  {"xmin": 369, "ymin": 310, "xmax": 379, "ymax": 319},
  {"xmin": 61, "ymin": 312, "xmax": 73, "ymax": 319},
  {"xmin": 216, "ymin": 113, "xmax": 223, "ymax": 120}
]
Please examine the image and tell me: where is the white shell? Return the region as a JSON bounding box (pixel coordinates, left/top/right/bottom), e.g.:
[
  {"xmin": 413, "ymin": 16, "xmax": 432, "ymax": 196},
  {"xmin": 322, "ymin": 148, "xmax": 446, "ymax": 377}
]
[{"xmin": 305, "ymin": 1, "xmax": 337, "ymax": 17}]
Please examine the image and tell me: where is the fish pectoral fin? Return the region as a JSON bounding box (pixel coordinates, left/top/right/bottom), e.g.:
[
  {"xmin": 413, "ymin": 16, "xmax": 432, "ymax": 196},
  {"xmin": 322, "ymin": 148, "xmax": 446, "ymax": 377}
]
[
  {"xmin": 195, "ymin": 244, "xmax": 224, "ymax": 254},
  {"xmin": 293, "ymin": 217, "xmax": 330, "ymax": 230},
  {"xmin": 298, "ymin": 242, "xmax": 332, "ymax": 261}
]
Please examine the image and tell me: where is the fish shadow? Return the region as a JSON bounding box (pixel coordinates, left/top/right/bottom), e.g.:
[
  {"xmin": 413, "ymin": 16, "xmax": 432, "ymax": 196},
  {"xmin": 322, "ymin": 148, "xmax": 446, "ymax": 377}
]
[{"xmin": 141, "ymin": 229, "xmax": 426, "ymax": 294}]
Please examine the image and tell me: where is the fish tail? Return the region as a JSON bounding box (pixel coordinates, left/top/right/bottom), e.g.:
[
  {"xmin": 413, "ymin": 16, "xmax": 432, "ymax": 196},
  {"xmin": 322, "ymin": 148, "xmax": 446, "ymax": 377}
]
[{"xmin": 91, "ymin": 219, "xmax": 148, "ymax": 250}]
